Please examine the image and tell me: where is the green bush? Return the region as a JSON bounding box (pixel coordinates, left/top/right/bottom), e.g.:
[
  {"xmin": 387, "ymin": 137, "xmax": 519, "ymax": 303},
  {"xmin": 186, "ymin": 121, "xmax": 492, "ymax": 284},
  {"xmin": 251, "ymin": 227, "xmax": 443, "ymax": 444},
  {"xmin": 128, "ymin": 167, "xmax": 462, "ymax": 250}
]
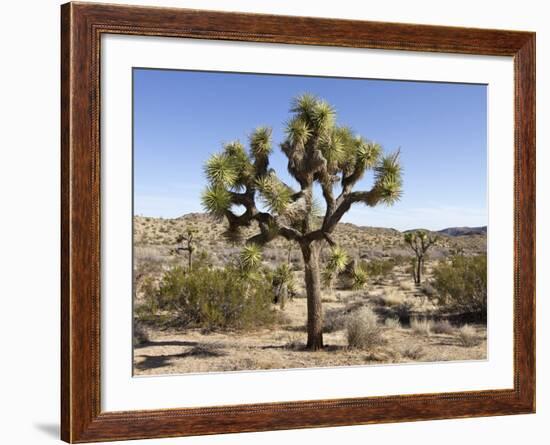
[
  {"xmin": 157, "ymin": 265, "xmax": 276, "ymax": 330},
  {"xmin": 433, "ymin": 254, "xmax": 487, "ymax": 316},
  {"xmin": 351, "ymin": 265, "xmax": 368, "ymax": 290},
  {"xmin": 363, "ymin": 258, "xmax": 395, "ymax": 282}
]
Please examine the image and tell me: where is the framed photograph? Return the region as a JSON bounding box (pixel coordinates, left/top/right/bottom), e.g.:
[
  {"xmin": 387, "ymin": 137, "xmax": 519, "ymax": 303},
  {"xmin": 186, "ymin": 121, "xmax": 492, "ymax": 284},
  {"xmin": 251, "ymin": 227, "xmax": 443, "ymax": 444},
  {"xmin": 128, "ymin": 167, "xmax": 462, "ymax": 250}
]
[{"xmin": 61, "ymin": 2, "xmax": 535, "ymax": 442}]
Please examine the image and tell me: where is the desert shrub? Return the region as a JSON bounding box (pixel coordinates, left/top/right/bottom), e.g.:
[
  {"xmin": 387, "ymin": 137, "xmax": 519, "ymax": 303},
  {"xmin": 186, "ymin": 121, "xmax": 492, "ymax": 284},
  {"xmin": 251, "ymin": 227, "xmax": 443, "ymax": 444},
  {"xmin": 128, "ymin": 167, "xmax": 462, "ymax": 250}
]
[
  {"xmin": 346, "ymin": 307, "xmax": 384, "ymax": 350},
  {"xmin": 379, "ymin": 289, "xmax": 407, "ymax": 307},
  {"xmin": 399, "ymin": 344, "xmax": 424, "ymax": 360},
  {"xmin": 399, "ymin": 280, "xmax": 414, "ymax": 291},
  {"xmin": 410, "ymin": 317, "xmax": 432, "ymax": 336},
  {"xmin": 157, "ymin": 265, "xmax": 275, "ymax": 330},
  {"xmin": 393, "ymin": 300, "xmax": 414, "ymax": 320},
  {"xmin": 139, "ymin": 276, "xmax": 159, "ymax": 315},
  {"xmin": 323, "ymin": 308, "xmax": 347, "ymax": 333},
  {"xmin": 351, "ymin": 265, "xmax": 368, "ymax": 290},
  {"xmin": 364, "ymin": 258, "xmax": 395, "ymax": 282},
  {"xmin": 133, "ymin": 320, "xmax": 149, "ymax": 347},
  {"xmin": 133, "ymin": 246, "xmax": 166, "ymax": 283},
  {"xmin": 194, "ymin": 250, "xmax": 213, "ymax": 269},
  {"xmin": 432, "ymin": 319, "xmax": 455, "ymax": 335},
  {"xmin": 433, "ymin": 254, "xmax": 487, "ymax": 316},
  {"xmin": 421, "ymin": 282, "xmax": 438, "ymax": 298},
  {"xmin": 384, "ymin": 317, "xmax": 401, "ymax": 329},
  {"xmin": 457, "ymin": 324, "xmax": 479, "ymax": 346},
  {"xmin": 392, "ymin": 255, "xmax": 409, "ymax": 266}
]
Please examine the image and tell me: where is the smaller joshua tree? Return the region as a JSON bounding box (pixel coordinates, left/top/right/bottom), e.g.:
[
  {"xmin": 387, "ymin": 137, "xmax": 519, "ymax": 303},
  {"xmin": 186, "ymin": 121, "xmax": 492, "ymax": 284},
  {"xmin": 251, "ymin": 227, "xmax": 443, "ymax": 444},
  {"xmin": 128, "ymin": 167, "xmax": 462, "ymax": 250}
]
[
  {"xmin": 272, "ymin": 263, "xmax": 296, "ymax": 308},
  {"xmin": 174, "ymin": 228, "xmax": 196, "ymax": 271},
  {"xmin": 322, "ymin": 246, "xmax": 349, "ymax": 290},
  {"xmin": 404, "ymin": 230, "xmax": 438, "ymax": 285}
]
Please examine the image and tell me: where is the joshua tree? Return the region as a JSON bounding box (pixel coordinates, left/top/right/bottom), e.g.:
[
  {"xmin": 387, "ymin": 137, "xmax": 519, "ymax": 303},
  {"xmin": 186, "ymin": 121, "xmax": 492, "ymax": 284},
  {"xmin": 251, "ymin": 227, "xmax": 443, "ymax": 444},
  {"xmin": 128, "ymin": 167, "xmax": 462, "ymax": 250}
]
[
  {"xmin": 174, "ymin": 228, "xmax": 196, "ymax": 270},
  {"xmin": 272, "ymin": 263, "xmax": 296, "ymax": 309},
  {"xmin": 322, "ymin": 246, "xmax": 349, "ymax": 290},
  {"xmin": 404, "ymin": 230, "xmax": 438, "ymax": 285},
  {"xmin": 202, "ymin": 94, "xmax": 403, "ymax": 349}
]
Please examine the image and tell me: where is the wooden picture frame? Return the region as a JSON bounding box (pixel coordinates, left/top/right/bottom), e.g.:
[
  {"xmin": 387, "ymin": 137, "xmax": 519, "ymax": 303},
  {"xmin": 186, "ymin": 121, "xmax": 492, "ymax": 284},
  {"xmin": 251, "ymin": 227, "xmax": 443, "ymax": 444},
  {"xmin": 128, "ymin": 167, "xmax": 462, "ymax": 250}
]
[{"xmin": 61, "ymin": 2, "xmax": 535, "ymax": 442}]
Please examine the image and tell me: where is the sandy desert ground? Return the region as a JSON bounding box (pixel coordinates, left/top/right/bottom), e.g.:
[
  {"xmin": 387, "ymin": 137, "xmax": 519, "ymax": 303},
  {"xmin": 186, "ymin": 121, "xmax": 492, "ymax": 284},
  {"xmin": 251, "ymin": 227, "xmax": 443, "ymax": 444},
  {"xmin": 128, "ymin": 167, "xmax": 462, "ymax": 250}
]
[{"xmin": 134, "ymin": 253, "xmax": 487, "ymax": 375}]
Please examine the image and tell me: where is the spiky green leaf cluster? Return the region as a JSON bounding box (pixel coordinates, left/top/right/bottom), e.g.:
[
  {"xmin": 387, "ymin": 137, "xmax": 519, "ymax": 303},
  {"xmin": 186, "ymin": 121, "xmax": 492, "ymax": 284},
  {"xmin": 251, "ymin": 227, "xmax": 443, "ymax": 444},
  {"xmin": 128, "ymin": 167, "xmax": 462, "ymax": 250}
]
[
  {"xmin": 255, "ymin": 173, "xmax": 293, "ymax": 215},
  {"xmin": 311, "ymin": 100, "xmax": 335, "ymax": 130},
  {"xmin": 335, "ymin": 128, "xmax": 381, "ymax": 176},
  {"xmin": 249, "ymin": 127, "xmax": 273, "ymax": 159},
  {"xmin": 290, "ymin": 93, "xmax": 318, "ymax": 121},
  {"xmin": 351, "ymin": 265, "xmax": 368, "ymax": 290},
  {"xmin": 285, "ymin": 117, "xmax": 311, "ymax": 148},
  {"xmin": 223, "ymin": 141, "xmax": 256, "ymax": 190},
  {"xmin": 201, "ymin": 186, "xmax": 231, "ymax": 219},
  {"xmin": 239, "ymin": 243, "xmax": 263, "ymax": 271},
  {"xmin": 318, "ymin": 129, "xmax": 345, "ymax": 170},
  {"xmin": 204, "ymin": 153, "xmax": 238, "ymax": 188},
  {"xmin": 273, "ymin": 263, "xmax": 296, "ymax": 292},
  {"xmin": 356, "ymin": 141, "xmax": 382, "ymax": 170},
  {"xmin": 289, "ymin": 94, "xmax": 335, "ymax": 139},
  {"xmin": 373, "ymin": 152, "xmax": 403, "ymax": 205},
  {"xmin": 326, "ymin": 246, "xmax": 349, "ymax": 273}
]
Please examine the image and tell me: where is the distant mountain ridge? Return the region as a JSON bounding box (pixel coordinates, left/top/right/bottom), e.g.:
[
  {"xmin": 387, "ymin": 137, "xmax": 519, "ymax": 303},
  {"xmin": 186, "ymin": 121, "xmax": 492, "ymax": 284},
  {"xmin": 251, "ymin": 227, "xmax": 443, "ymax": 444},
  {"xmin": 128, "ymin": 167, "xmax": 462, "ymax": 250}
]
[
  {"xmin": 403, "ymin": 226, "xmax": 486, "ymax": 237},
  {"xmin": 437, "ymin": 226, "xmax": 487, "ymax": 237}
]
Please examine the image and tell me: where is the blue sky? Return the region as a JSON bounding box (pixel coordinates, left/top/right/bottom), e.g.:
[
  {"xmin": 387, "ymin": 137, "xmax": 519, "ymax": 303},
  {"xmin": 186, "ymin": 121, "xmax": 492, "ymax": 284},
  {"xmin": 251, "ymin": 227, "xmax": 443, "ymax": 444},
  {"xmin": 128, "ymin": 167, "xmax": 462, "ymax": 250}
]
[{"xmin": 133, "ymin": 68, "xmax": 487, "ymax": 231}]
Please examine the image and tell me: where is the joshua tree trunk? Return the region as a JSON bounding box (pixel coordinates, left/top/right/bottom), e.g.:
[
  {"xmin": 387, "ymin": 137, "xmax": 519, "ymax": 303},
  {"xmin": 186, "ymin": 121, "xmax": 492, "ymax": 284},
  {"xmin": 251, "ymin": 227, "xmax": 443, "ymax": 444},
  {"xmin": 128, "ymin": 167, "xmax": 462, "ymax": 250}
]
[
  {"xmin": 301, "ymin": 242, "xmax": 323, "ymax": 350},
  {"xmin": 415, "ymin": 256, "xmax": 423, "ymax": 285}
]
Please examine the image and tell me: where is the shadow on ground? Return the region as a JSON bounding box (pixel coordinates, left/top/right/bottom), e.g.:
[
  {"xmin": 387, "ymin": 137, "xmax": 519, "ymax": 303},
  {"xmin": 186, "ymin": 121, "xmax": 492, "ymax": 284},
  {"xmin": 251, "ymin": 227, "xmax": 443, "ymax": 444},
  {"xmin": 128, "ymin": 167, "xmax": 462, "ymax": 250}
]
[{"xmin": 135, "ymin": 345, "xmax": 227, "ymax": 370}]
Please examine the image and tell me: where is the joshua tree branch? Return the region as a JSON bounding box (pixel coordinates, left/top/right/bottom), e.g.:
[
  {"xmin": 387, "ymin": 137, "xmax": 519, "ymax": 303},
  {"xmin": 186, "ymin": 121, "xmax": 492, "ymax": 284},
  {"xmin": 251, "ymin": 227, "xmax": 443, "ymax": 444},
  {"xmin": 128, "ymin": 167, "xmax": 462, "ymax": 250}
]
[
  {"xmin": 320, "ymin": 182, "xmax": 336, "ymax": 229},
  {"xmin": 324, "ymin": 188, "xmax": 380, "ymax": 232},
  {"xmin": 341, "ymin": 165, "xmax": 366, "ymax": 194}
]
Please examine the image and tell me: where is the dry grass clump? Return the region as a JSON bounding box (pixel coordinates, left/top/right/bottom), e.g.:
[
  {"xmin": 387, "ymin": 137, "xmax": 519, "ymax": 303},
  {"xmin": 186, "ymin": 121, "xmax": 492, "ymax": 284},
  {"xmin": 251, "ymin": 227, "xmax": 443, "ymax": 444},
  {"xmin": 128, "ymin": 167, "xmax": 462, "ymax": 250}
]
[
  {"xmin": 379, "ymin": 289, "xmax": 407, "ymax": 307},
  {"xmin": 324, "ymin": 301, "xmax": 364, "ymax": 333},
  {"xmin": 457, "ymin": 324, "xmax": 479, "ymax": 346},
  {"xmin": 384, "ymin": 317, "xmax": 401, "ymax": 329},
  {"xmin": 399, "ymin": 344, "xmax": 425, "ymax": 360},
  {"xmin": 410, "ymin": 317, "xmax": 432, "ymax": 336},
  {"xmin": 283, "ymin": 334, "xmax": 303, "ymax": 350},
  {"xmin": 432, "ymin": 320, "xmax": 455, "ymax": 335},
  {"xmin": 421, "ymin": 282, "xmax": 438, "ymax": 298},
  {"xmin": 133, "ymin": 321, "xmax": 149, "ymax": 347},
  {"xmin": 323, "ymin": 307, "xmax": 347, "ymax": 333},
  {"xmin": 346, "ymin": 307, "xmax": 384, "ymax": 350},
  {"xmin": 399, "ymin": 281, "xmax": 414, "ymax": 291}
]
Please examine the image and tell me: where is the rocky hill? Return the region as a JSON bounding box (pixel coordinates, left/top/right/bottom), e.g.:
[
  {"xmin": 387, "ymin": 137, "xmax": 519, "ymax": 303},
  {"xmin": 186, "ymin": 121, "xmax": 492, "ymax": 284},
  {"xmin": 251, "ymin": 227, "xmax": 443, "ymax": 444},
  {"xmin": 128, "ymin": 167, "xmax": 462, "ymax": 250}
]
[
  {"xmin": 437, "ymin": 226, "xmax": 487, "ymax": 237},
  {"xmin": 134, "ymin": 213, "xmax": 486, "ymax": 263}
]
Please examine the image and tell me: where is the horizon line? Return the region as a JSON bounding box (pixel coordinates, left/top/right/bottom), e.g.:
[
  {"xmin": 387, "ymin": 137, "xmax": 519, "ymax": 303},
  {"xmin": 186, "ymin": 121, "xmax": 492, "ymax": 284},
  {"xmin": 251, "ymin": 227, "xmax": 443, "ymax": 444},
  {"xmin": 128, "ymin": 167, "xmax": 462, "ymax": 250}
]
[{"xmin": 133, "ymin": 212, "xmax": 487, "ymax": 234}]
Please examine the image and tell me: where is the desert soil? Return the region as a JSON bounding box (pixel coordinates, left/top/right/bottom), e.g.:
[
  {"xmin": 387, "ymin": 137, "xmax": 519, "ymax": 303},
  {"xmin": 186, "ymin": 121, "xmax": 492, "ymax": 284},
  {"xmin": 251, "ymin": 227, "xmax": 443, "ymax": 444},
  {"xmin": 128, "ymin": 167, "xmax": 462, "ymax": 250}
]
[{"xmin": 134, "ymin": 275, "xmax": 486, "ymax": 376}]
